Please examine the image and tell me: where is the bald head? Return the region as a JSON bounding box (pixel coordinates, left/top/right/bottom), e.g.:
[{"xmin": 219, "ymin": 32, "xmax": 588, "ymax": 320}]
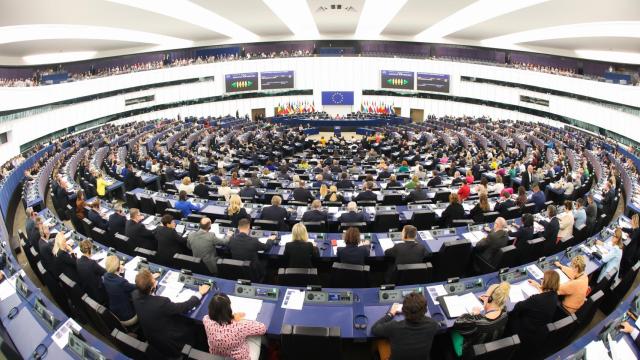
[
  {"xmin": 347, "ymin": 201, "xmax": 357, "ymax": 212},
  {"xmin": 200, "ymin": 217, "xmax": 212, "ymax": 231},
  {"xmin": 494, "ymin": 217, "xmax": 507, "ymax": 231}
]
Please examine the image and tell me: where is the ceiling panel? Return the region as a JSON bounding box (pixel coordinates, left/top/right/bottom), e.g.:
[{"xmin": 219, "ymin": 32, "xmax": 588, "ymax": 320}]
[
  {"xmin": 192, "ymin": 0, "xmax": 292, "ymax": 36},
  {"xmin": 308, "ymin": 0, "xmax": 364, "ymax": 35},
  {"xmin": 383, "ymin": 0, "xmax": 475, "ymax": 36}
]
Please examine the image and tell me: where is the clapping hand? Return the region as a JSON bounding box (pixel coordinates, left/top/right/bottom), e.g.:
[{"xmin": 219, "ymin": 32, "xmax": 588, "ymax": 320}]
[{"xmin": 198, "ymin": 284, "xmax": 211, "ymax": 295}]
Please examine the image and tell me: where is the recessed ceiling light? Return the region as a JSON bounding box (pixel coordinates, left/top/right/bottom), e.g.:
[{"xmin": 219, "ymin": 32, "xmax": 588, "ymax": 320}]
[
  {"xmin": 355, "ymin": 0, "xmax": 408, "ymax": 38},
  {"xmin": 23, "ymin": 51, "xmax": 98, "ymax": 65},
  {"xmin": 106, "ymin": 0, "xmax": 258, "ymax": 41},
  {"xmin": 262, "ymin": 0, "xmax": 319, "ymax": 38},
  {"xmin": 0, "ymin": 24, "xmax": 192, "ymax": 47},
  {"xmin": 415, "ymin": 0, "xmax": 550, "ymax": 41}
]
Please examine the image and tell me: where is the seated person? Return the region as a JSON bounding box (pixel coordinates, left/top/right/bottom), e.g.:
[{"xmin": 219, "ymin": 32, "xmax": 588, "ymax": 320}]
[
  {"xmin": 336, "ymin": 172, "xmax": 354, "ymax": 189},
  {"xmin": 324, "ymin": 185, "xmax": 344, "ymax": 203},
  {"xmin": 451, "ymin": 171, "xmax": 464, "ymax": 186},
  {"xmin": 509, "ymin": 213, "xmax": 534, "ymax": 248},
  {"xmin": 292, "ymin": 180, "xmax": 315, "ymax": 203},
  {"xmin": 228, "ymin": 219, "xmax": 275, "ymax": 281},
  {"xmin": 174, "ymin": 191, "xmax": 202, "ymax": 218},
  {"xmin": 87, "ymin": 200, "xmax": 108, "ymax": 230},
  {"xmin": 572, "ymin": 198, "xmax": 587, "ymax": 229},
  {"xmin": 283, "ymin": 223, "xmax": 319, "ymax": 268},
  {"xmin": 132, "ymin": 269, "xmax": 209, "ymax": 357},
  {"xmin": 301, "ymin": 200, "xmax": 328, "ymax": 223},
  {"xmin": 203, "ymin": 293, "xmax": 267, "ymax": 360},
  {"xmin": 469, "ymin": 193, "xmax": 491, "ymax": 223},
  {"xmin": 473, "ymin": 217, "xmax": 509, "ymax": 271},
  {"xmin": 527, "ymin": 183, "xmax": 546, "ymax": 213},
  {"xmin": 193, "ymin": 176, "xmax": 210, "ymax": 198},
  {"xmin": 227, "ymin": 195, "xmax": 250, "ymax": 228},
  {"xmin": 153, "ymin": 214, "xmax": 188, "ymax": 264},
  {"xmin": 108, "ymin": 204, "xmax": 127, "ymax": 236},
  {"xmin": 260, "ymin": 195, "xmax": 289, "ymax": 228},
  {"xmin": 457, "ymin": 178, "xmax": 471, "ymax": 201},
  {"xmin": 125, "ymin": 208, "xmax": 157, "ymax": 250},
  {"xmin": 177, "ymin": 176, "xmax": 195, "ymax": 195},
  {"xmin": 404, "ymin": 175, "xmax": 419, "ymax": 190},
  {"xmin": 427, "ymin": 170, "xmax": 442, "ymax": 187},
  {"xmin": 493, "ymin": 190, "xmax": 515, "ymax": 215},
  {"xmin": 538, "ymin": 205, "xmax": 560, "ymax": 252},
  {"xmin": 441, "ymin": 193, "xmax": 465, "ymax": 227},
  {"xmin": 372, "ymin": 292, "xmax": 439, "ymax": 360},
  {"xmin": 554, "ymin": 256, "xmax": 588, "ymax": 313},
  {"xmin": 595, "ymin": 227, "xmax": 623, "ymax": 282},
  {"xmin": 338, "ymin": 201, "xmax": 367, "ymax": 224},
  {"xmin": 557, "ymin": 200, "xmax": 575, "ymax": 240},
  {"xmin": 238, "ymin": 181, "xmax": 258, "ymax": 199},
  {"xmin": 406, "ymin": 183, "xmax": 428, "ymax": 203},
  {"xmin": 53, "ymin": 232, "xmax": 79, "ymax": 282},
  {"xmin": 450, "ymin": 282, "xmax": 511, "ymax": 358},
  {"xmin": 354, "ymin": 181, "xmax": 378, "ymax": 203},
  {"xmin": 76, "ymin": 239, "xmax": 107, "ymax": 304},
  {"xmin": 102, "ymin": 255, "xmax": 138, "ymax": 327},
  {"xmin": 386, "ymin": 174, "xmax": 401, "ymax": 188},
  {"xmin": 337, "ymin": 227, "xmax": 370, "ymax": 265},
  {"xmin": 384, "ymin": 225, "xmax": 428, "ymax": 281}
]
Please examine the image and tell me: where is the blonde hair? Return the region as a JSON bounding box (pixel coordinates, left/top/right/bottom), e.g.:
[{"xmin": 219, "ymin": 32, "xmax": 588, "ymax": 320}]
[
  {"xmin": 182, "ymin": 177, "xmax": 192, "ymax": 185},
  {"xmin": 613, "ymin": 228, "xmax": 624, "ymax": 248},
  {"xmin": 632, "ymin": 214, "xmax": 639, "ymax": 229},
  {"xmin": 319, "ymin": 184, "xmax": 328, "ymax": 198},
  {"xmin": 105, "ymin": 255, "xmax": 120, "ymax": 273},
  {"xmin": 52, "ymin": 232, "xmax": 67, "ymax": 256},
  {"xmin": 328, "ymin": 185, "xmax": 339, "ymax": 202},
  {"xmin": 489, "ymin": 282, "xmax": 511, "ymax": 308},
  {"xmin": 227, "ymin": 194, "xmax": 243, "ymax": 216},
  {"xmin": 291, "ymin": 223, "xmax": 308, "ymax": 242},
  {"xmin": 479, "ymin": 193, "xmax": 490, "ymax": 212},
  {"xmin": 571, "ymin": 255, "xmax": 586, "ymax": 273}
]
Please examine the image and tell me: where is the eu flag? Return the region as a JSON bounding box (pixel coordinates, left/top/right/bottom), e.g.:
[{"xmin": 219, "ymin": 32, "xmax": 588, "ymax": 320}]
[{"xmin": 321, "ymin": 91, "xmax": 354, "ymax": 105}]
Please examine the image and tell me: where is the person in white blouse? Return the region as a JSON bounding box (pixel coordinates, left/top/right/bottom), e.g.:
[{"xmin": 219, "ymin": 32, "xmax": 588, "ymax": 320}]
[
  {"xmin": 558, "ymin": 201, "xmax": 575, "ymax": 240},
  {"xmin": 488, "ymin": 175, "xmax": 505, "ymax": 194},
  {"xmin": 217, "ymin": 180, "xmax": 232, "ymax": 201},
  {"xmin": 177, "ymin": 177, "xmax": 195, "ymax": 195}
]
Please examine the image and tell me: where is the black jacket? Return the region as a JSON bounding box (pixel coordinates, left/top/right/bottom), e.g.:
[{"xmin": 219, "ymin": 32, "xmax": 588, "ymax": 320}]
[
  {"xmin": 541, "ymin": 217, "xmax": 560, "ymax": 252},
  {"xmin": 108, "ymin": 213, "xmax": 126, "ymax": 236},
  {"xmin": 125, "ymin": 219, "xmax": 157, "ymax": 250},
  {"xmin": 260, "ymin": 205, "xmax": 289, "ymax": 228},
  {"xmin": 132, "ymin": 290, "xmax": 202, "ymax": 357},
  {"xmin": 38, "ymin": 238, "xmax": 55, "ymax": 271},
  {"xmin": 509, "ymin": 291, "xmax": 558, "ymax": 353},
  {"xmin": 441, "ymin": 203, "xmax": 465, "ymax": 227},
  {"xmin": 193, "ymin": 183, "xmax": 209, "ymax": 198},
  {"xmin": 337, "ymin": 245, "xmax": 369, "ymax": 265},
  {"xmin": 228, "ymin": 208, "xmax": 250, "ymax": 228},
  {"xmin": 427, "ymin": 176, "xmax": 442, "ymax": 188},
  {"xmin": 469, "ymin": 204, "xmax": 489, "ymax": 223},
  {"xmin": 509, "ymin": 226, "xmax": 534, "ymax": 247},
  {"xmin": 88, "ymin": 210, "xmax": 108, "ymax": 230},
  {"xmin": 238, "ymin": 187, "xmax": 258, "ymax": 199},
  {"xmin": 371, "ymin": 314, "xmax": 439, "ymax": 360},
  {"xmin": 154, "ymin": 226, "xmax": 188, "ymax": 264},
  {"xmin": 475, "ymin": 230, "xmax": 509, "ymax": 267},
  {"xmin": 302, "ymin": 209, "xmax": 328, "ymax": 223},
  {"xmin": 521, "ymin": 171, "xmax": 533, "ymax": 190},
  {"xmin": 406, "ymin": 189, "xmax": 428, "ymax": 203},
  {"xmin": 336, "ymin": 180, "xmax": 354, "ymax": 189},
  {"xmin": 354, "ymin": 190, "xmax": 377, "ymax": 203},
  {"xmin": 228, "ymin": 232, "xmax": 274, "ymax": 281},
  {"xmin": 384, "ymin": 241, "xmax": 428, "ymax": 265},
  {"xmin": 292, "ymin": 188, "xmax": 315, "ymax": 203},
  {"xmin": 54, "ymin": 250, "xmax": 79, "ymax": 282},
  {"xmin": 77, "ymin": 255, "xmax": 107, "ymax": 304},
  {"xmin": 123, "ymin": 171, "xmax": 138, "ymax": 191},
  {"xmin": 338, "ymin": 211, "xmax": 367, "ymax": 224},
  {"xmin": 621, "ymin": 227, "xmax": 640, "ymax": 275},
  {"xmin": 283, "ymin": 241, "xmax": 319, "ymax": 268},
  {"xmin": 494, "ymin": 199, "xmax": 516, "ymax": 215}
]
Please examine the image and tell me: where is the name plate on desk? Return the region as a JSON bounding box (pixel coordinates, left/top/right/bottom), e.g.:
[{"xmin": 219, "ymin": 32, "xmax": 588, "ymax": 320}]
[
  {"xmin": 499, "ymin": 268, "xmax": 528, "ymax": 283},
  {"xmin": 445, "ymin": 278, "xmax": 484, "ymax": 295},
  {"xmin": 234, "ymin": 284, "xmax": 279, "ymax": 301},
  {"xmin": 430, "ymin": 228, "xmax": 456, "ymax": 237},
  {"xmin": 178, "ymin": 272, "xmax": 214, "ymax": 288},
  {"xmin": 68, "ymin": 332, "xmax": 106, "ymax": 360},
  {"xmin": 536, "ymin": 256, "xmax": 559, "ymax": 271},
  {"xmin": 379, "ymin": 287, "xmax": 424, "ymax": 303},
  {"xmin": 305, "ymin": 290, "xmax": 353, "ymax": 304}
]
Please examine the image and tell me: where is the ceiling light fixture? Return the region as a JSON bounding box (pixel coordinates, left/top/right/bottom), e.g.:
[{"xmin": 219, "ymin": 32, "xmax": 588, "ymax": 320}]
[
  {"xmin": 106, "ymin": 0, "xmax": 258, "ymax": 40},
  {"xmin": 482, "ymin": 21, "xmax": 640, "ymax": 46},
  {"xmin": 23, "ymin": 51, "xmax": 98, "ymax": 65},
  {"xmin": 415, "ymin": 0, "xmax": 550, "ymax": 41},
  {"xmin": 262, "ymin": 0, "xmax": 319, "ymax": 38},
  {"xmin": 0, "ymin": 24, "xmax": 192, "ymax": 46},
  {"xmin": 355, "ymin": 0, "xmax": 407, "ymax": 38}
]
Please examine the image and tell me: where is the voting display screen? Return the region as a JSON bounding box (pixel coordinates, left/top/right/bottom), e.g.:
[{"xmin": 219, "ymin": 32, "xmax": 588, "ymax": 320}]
[
  {"xmin": 261, "ymin": 71, "xmax": 295, "ymax": 90},
  {"xmin": 225, "ymin": 72, "xmax": 259, "ymax": 92},
  {"xmin": 417, "ymin": 72, "xmax": 450, "ymax": 93},
  {"xmin": 381, "ymin": 70, "xmax": 414, "ymax": 90}
]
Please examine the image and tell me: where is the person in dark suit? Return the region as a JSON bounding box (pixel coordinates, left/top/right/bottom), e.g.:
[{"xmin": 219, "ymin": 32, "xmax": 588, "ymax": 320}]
[
  {"xmin": 123, "ymin": 164, "xmax": 138, "ymax": 191},
  {"xmin": 521, "ymin": 165, "xmax": 534, "ymax": 190},
  {"xmin": 511, "ymin": 271, "xmax": 560, "ymax": 359},
  {"xmin": 509, "ymin": 213, "xmax": 535, "ymax": 248},
  {"xmin": 238, "ymin": 180, "xmax": 258, "ymax": 199},
  {"xmin": 336, "ymin": 172, "xmax": 354, "ymax": 189},
  {"xmin": 283, "ymin": 223, "xmax": 319, "ymax": 268},
  {"xmin": 52, "ymin": 232, "xmax": 79, "ymax": 282},
  {"xmin": 601, "ymin": 182, "xmax": 616, "ymax": 215},
  {"xmin": 338, "ymin": 201, "xmax": 367, "ymax": 224},
  {"xmin": 469, "ymin": 193, "xmax": 491, "ymax": 223},
  {"xmin": 539, "ymin": 205, "xmax": 560, "ymax": 253},
  {"xmin": 188, "ymin": 158, "xmax": 199, "ymax": 181},
  {"xmin": 193, "ymin": 176, "xmax": 210, "ymax": 198},
  {"xmin": 154, "ymin": 215, "xmax": 188, "ymax": 264},
  {"xmin": 164, "ymin": 165, "xmax": 177, "ymax": 183},
  {"xmin": 301, "ymin": 200, "xmax": 327, "ymax": 223},
  {"xmin": 585, "ymin": 194, "xmax": 598, "ymax": 232},
  {"xmin": 25, "ymin": 207, "xmax": 36, "ymax": 235},
  {"xmin": 621, "ymin": 214, "xmax": 640, "ymax": 276},
  {"xmin": 292, "ymin": 181, "xmax": 315, "ymax": 203},
  {"xmin": 337, "ymin": 227, "xmax": 370, "ymax": 265},
  {"xmin": 102, "ymin": 255, "xmax": 138, "ymax": 326},
  {"xmin": 132, "ymin": 269, "xmax": 209, "ymax": 357},
  {"xmin": 228, "ymin": 218, "xmax": 275, "ymax": 281},
  {"xmin": 87, "ymin": 200, "xmax": 108, "ymax": 230},
  {"xmin": 384, "ymin": 225, "xmax": 428, "ymax": 282},
  {"xmin": 28, "ymin": 216, "xmax": 44, "ymax": 248},
  {"xmin": 406, "ymin": 183, "xmax": 428, "ymax": 203},
  {"xmin": 493, "ymin": 190, "xmax": 516, "ymax": 215},
  {"xmin": 125, "ymin": 208, "xmax": 157, "ymax": 250},
  {"xmin": 260, "ymin": 195, "xmax": 289, "ymax": 229},
  {"xmin": 372, "ymin": 292, "xmax": 439, "ymax": 360},
  {"xmin": 473, "ymin": 217, "xmax": 509, "ymax": 271},
  {"xmin": 527, "ymin": 183, "xmax": 546, "ymax": 213},
  {"xmin": 354, "ymin": 181, "xmax": 378, "ymax": 203},
  {"xmin": 386, "ymin": 175, "xmax": 401, "ymax": 188},
  {"xmin": 37, "ymin": 224, "xmax": 55, "ymax": 271},
  {"xmin": 76, "ymin": 239, "xmax": 107, "ymax": 304},
  {"xmin": 427, "ymin": 170, "xmax": 442, "ymax": 187},
  {"xmin": 227, "ymin": 194, "xmax": 250, "ymax": 228},
  {"xmin": 108, "ymin": 204, "xmax": 127, "ymax": 236},
  {"xmin": 441, "ymin": 193, "xmax": 465, "ymax": 227}
]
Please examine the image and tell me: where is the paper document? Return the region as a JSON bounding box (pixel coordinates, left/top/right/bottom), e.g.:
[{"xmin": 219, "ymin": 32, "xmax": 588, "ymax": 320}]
[
  {"xmin": 280, "ymin": 234, "xmax": 293, "ymax": 245},
  {"xmin": 378, "ymin": 238, "xmax": 394, "ymax": 252},
  {"xmin": 124, "ymin": 256, "xmax": 142, "ymax": 271},
  {"xmin": 526, "ymin": 264, "xmax": 544, "ymax": 279},
  {"xmin": 124, "ymin": 270, "xmax": 137, "ymax": 284},
  {"xmin": 610, "ymin": 336, "xmax": 636, "ymax": 360},
  {"xmin": 0, "ymin": 276, "xmax": 16, "ymax": 301},
  {"xmin": 160, "ymin": 282, "xmax": 185, "ymax": 302},
  {"xmin": 281, "ymin": 289, "xmax": 305, "ymax": 310},
  {"xmin": 171, "ymin": 288, "xmax": 199, "ymax": 304},
  {"xmin": 585, "ymin": 340, "xmax": 611, "ymax": 360},
  {"xmin": 442, "ymin": 292, "xmax": 482, "ymax": 318},
  {"xmin": 160, "ymin": 270, "xmax": 181, "ymax": 286},
  {"xmin": 554, "ymin": 269, "xmax": 571, "ymax": 284},
  {"xmin": 91, "ymin": 250, "xmax": 107, "ymax": 262},
  {"xmin": 462, "ymin": 232, "xmax": 483, "ymax": 245},
  {"xmin": 419, "ymin": 231, "xmax": 434, "ymax": 241},
  {"xmin": 228, "ymin": 295, "xmax": 263, "ymax": 321},
  {"xmin": 520, "ymin": 281, "xmax": 540, "ymax": 298},
  {"xmin": 258, "ymin": 237, "xmax": 270, "ymax": 244},
  {"xmin": 175, "ymin": 224, "xmax": 185, "ymax": 234},
  {"xmin": 142, "ymin": 216, "xmax": 155, "ymax": 225},
  {"xmin": 51, "ymin": 318, "xmax": 81, "ymax": 349},
  {"xmin": 426, "ymin": 285, "xmax": 447, "ymax": 305},
  {"xmin": 508, "ymin": 283, "xmax": 526, "ymax": 304}
]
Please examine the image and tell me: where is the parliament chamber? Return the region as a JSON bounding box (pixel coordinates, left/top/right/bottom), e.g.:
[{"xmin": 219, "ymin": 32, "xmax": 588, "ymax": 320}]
[{"xmin": 1, "ymin": 1, "xmax": 640, "ymax": 360}]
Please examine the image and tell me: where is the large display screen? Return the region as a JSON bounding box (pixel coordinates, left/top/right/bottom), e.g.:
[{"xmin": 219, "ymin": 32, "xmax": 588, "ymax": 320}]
[
  {"xmin": 225, "ymin": 72, "xmax": 258, "ymax": 92},
  {"xmin": 381, "ymin": 70, "xmax": 414, "ymax": 90},
  {"xmin": 416, "ymin": 72, "xmax": 450, "ymax": 93},
  {"xmin": 261, "ymin": 71, "xmax": 295, "ymax": 90},
  {"xmin": 321, "ymin": 91, "xmax": 355, "ymax": 105}
]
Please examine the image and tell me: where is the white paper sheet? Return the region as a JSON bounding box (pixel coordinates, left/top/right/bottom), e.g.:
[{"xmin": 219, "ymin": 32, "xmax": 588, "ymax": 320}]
[
  {"xmin": 442, "ymin": 292, "xmax": 483, "ymax": 318},
  {"xmin": 526, "ymin": 264, "xmax": 544, "ymax": 279},
  {"xmin": 160, "ymin": 282, "xmax": 185, "ymax": 302},
  {"xmin": 520, "ymin": 281, "xmax": 541, "ymax": 298},
  {"xmin": 228, "ymin": 295, "xmax": 263, "ymax": 321},
  {"xmin": 172, "ymin": 288, "xmax": 199, "ymax": 304},
  {"xmin": 142, "ymin": 216, "xmax": 155, "ymax": 225},
  {"xmin": 419, "ymin": 231, "xmax": 434, "ymax": 241},
  {"xmin": 378, "ymin": 238, "xmax": 395, "ymax": 252},
  {"xmin": 281, "ymin": 289, "xmax": 305, "ymax": 310},
  {"xmin": 258, "ymin": 237, "xmax": 270, "ymax": 244},
  {"xmin": 610, "ymin": 336, "xmax": 636, "ymax": 360},
  {"xmin": 175, "ymin": 224, "xmax": 185, "ymax": 234},
  {"xmin": 509, "ymin": 283, "xmax": 526, "ymax": 304},
  {"xmin": 426, "ymin": 285, "xmax": 447, "ymax": 305},
  {"xmin": 0, "ymin": 276, "xmax": 16, "ymax": 301},
  {"xmin": 586, "ymin": 340, "xmax": 611, "ymax": 360},
  {"xmin": 280, "ymin": 234, "xmax": 293, "ymax": 245},
  {"xmin": 51, "ymin": 318, "xmax": 81, "ymax": 349}
]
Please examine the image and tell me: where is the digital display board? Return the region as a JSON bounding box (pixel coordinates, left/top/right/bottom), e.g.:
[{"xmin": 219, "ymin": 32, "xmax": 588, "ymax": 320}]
[
  {"xmin": 321, "ymin": 91, "xmax": 354, "ymax": 105},
  {"xmin": 261, "ymin": 71, "xmax": 295, "ymax": 90},
  {"xmin": 416, "ymin": 72, "xmax": 450, "ymax": 93},
  {"xmin": 225, "ymin": 72, "xmax": 258, "ymax": 92},
  {"xmin": 381, "ymin": 70, "xmax": 414, "ymax": 90}
]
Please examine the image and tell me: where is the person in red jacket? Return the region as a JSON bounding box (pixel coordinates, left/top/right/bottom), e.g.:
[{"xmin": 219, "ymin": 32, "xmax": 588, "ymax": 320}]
[{"xmin": 458, "ymin": 178, "xmax": 471, "ymax": 201}]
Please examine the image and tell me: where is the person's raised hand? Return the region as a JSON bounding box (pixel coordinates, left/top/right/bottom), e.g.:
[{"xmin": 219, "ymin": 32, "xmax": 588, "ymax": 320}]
[{"xmin": 198, "ymin": 284, "xmax": 211, "ymax": 295}]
